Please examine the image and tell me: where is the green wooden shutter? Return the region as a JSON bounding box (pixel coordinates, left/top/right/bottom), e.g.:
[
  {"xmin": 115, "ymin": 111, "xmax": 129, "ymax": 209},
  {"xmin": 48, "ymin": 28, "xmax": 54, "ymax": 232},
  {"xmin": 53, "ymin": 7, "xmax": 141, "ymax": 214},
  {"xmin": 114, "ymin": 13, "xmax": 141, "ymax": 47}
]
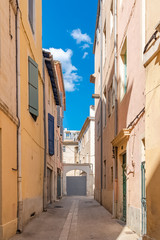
[{"xmin": 28, "ymin": 56, "xmax": 38, "ymax": 118}]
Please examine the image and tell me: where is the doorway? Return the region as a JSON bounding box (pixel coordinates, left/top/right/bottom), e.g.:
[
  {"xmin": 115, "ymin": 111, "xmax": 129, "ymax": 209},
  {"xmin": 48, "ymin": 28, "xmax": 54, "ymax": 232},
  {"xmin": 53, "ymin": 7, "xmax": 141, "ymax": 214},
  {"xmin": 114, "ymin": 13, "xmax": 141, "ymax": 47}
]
[
  {"xmin": 141, "ymin": 161, "xmax": 146, "ymax": 235},
  {"xmin": 47, "ymin": 168, "xmax": 52, "ymax": 204},
  {"xmin": 122, "ymin": 153, "xmax": 126, "ymax": 222}
]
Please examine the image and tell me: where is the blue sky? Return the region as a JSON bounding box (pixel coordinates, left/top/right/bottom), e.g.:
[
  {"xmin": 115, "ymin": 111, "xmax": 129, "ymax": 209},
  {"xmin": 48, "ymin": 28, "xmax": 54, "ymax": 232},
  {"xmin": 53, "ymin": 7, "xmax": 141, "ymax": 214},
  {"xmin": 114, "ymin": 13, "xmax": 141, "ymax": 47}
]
[{"xmin": 42, "ymin": 0, "xmax": 97, "ymax": 130}]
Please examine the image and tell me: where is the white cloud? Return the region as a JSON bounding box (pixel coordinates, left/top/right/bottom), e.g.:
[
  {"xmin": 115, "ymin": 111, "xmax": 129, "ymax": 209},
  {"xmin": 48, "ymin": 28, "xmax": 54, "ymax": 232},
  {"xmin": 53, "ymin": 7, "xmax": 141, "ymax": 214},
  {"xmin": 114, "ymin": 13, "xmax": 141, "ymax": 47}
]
[
  {"xmin": 80, "ymin": 43, "xmax": 90, "ymax": 50},
  {"xmin": 49, "ymin": 48, "xmax": 81, "ymax": 92},
  {"xmin": 82, "ymin": 52, "xmax": 88, "ymax": 59},
  {"xmin": 71, "ymin": 29, "xmax": 92, "ymax": 44}
]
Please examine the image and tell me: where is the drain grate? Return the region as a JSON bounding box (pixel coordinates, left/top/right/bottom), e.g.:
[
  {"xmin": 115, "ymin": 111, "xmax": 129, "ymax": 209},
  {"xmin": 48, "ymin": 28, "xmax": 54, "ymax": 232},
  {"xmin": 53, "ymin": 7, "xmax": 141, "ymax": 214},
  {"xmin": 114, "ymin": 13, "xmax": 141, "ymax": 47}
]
[{"xmin": 54, "ymin": 206, "xmax": 63, "ymax": 208}]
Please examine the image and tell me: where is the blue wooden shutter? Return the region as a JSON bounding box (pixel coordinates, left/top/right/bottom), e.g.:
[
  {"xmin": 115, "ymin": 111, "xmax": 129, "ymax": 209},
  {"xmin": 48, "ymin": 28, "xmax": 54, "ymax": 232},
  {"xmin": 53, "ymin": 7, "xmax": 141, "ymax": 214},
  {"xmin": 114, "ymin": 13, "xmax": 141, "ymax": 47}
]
[
  {"xmin": 60, "ymin": 117, "xmax": 63, "ymax": 136},
  {"xmin": 48, "ymin": 113, "xmax": 54, "ymax": 156},
  {"xmin": 28, "ymin": 56, "xmax": 38, "ymax": 118}
]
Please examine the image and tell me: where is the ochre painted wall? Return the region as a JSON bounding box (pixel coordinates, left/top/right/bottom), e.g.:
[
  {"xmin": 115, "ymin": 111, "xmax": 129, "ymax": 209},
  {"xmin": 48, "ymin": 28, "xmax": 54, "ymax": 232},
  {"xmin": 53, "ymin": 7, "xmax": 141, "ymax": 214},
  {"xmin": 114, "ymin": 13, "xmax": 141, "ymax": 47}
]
[
  {"xmin": 0, "ymin": 1, "xmax": 18, "ymax": 239},
  {"xmin": 19, "ymin": 0, "xmax": 44, "ymax": 226},
  {"xmin": 144, "ymin": 1, "xmax": 160, "ymax": 239}
]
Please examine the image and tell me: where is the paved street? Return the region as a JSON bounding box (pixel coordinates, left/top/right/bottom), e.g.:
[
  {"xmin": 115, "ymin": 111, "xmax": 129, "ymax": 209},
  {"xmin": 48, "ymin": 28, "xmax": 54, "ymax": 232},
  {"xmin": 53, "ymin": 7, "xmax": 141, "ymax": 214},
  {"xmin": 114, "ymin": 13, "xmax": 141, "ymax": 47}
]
[{"xmin": 10, "ymin": 196, "xmax": 139, "ymax": 240}]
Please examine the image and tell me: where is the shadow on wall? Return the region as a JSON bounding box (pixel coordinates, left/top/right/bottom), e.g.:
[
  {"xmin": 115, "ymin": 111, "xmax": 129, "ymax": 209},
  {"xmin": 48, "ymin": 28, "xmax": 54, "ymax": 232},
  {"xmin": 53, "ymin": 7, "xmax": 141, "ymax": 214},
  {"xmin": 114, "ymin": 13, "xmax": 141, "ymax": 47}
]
[
  {"xmin": 94, "ymin": 99, "xmax": 102, "ymax": 203},
  {"xmin": 145, "ymin": 154, "xmax": 160, "ymax": 239},
  {"xmin": 118, "ymin": 76, "xmax": 133, "ymax": 131}
]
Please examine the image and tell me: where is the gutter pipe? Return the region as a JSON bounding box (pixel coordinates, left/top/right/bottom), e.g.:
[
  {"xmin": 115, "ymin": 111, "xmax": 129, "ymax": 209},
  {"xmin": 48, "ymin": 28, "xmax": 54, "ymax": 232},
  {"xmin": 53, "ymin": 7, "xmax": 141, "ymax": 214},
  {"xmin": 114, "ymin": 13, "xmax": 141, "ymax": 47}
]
[
  {"xmin": 100, "ymin": 0, "xmax": 103, "ymax": 205},
  {"xmin": 16, "ymin": 0, "xmax": 23, "ymax": 232}
]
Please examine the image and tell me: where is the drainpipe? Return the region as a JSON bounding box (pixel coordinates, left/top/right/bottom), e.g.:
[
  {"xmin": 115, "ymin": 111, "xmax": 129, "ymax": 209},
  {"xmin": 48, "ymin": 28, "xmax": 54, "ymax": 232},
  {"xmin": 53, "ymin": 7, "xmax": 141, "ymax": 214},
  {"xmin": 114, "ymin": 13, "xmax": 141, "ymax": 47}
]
[
  {"xmin": 100, "ymin": 0, "xmax": 103, "ymax": 205},
  {"xmin": 113, "ymin": 0, "xmax": 118, "ymax": 218},
  {"xmin": 16, "ymin": 0, "xmax": 23, "ymax": 232},
  {"xmin": 43, "ymin": 57, "xmax": 47, "ymax": 210}
]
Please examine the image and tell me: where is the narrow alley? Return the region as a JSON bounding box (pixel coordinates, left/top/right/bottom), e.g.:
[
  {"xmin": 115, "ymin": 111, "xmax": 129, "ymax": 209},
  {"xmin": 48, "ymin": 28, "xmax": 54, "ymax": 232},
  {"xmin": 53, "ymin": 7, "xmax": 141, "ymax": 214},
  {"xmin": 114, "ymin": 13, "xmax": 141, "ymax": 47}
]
[{"xmin": 10, "ymin": 197, "xmax": 139, "ymax": 240}]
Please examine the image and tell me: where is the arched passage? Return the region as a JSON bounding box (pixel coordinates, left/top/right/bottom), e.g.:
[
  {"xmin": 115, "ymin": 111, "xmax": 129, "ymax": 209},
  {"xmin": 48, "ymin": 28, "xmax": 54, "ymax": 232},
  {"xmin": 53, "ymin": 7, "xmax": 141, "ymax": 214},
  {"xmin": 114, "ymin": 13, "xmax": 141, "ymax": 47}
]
[{"xmin": 63, "ymin": 163, "xmax": 93, "ymax": 196}]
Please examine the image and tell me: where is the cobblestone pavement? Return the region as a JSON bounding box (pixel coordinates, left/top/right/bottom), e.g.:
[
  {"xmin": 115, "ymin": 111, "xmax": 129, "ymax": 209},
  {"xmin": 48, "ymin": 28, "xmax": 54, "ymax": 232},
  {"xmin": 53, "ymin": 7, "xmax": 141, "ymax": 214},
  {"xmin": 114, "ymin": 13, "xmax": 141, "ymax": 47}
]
[{"xmin": 10, "ymin": 196, "xmax": 139, "ymax": 240}]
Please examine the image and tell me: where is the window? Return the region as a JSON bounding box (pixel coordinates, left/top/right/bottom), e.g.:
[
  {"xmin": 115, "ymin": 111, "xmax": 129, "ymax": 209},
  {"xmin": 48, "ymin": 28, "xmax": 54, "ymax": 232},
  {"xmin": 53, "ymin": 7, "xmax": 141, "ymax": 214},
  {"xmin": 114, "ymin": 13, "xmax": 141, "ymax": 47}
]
[
  {"xmin": 103, "ymin": 160, "xmax": 106, "ymax": 189},
  {"xmin": 111, "ymin": 166, "xmax": 113, "ymax": 183},
  {"xmin": 120, "ymin": 39, "xmax": 127, "ymax": 101},
  {"xmin": 28, "ymin": 0, "xmax": 35, "ymax": 34},
  {"xmin": 60, "ymin": 117, "xmax": 63, "ymax": 136},
  {"xmin": 63, "ymin": 146, "xmax": 66, "ymax": 152},
  {"xmin": 103, "ymin": 22, "xmax": 106, "ymax": 66},
  {"xmin": 110, "ymin": 1, "xmax": 113, "ymax": 35},
  {"xmin": 112, "ymin": 77, "xmax": 115, "ymax": 108},
  {"xmin": 57, "ymin": 138, "xmax": 59, "ymax": 156},
  {"xmin": 28, "ymin": 56, "xmax": 38, "ymax": 120},
  {"xmin": 48, "ymin": 114, "xmax": 54, "ymax": 156},
  {"xmin": 66, "ymin": 133, "xmax": 70, "ymax": 138},
  {"xmin": 103, "ymin": 89, "xmax": 107, "ymax": 127},
  {"xmin": 97, "ymin": 120, "xmax": 101, "ymax": 139},
  {"xmin": 108, "ymin": 85, "xmax": 112, "ymax": 117},
  {"xmin": 98, "ymin": 68, "xmax": 100, "ymax": 89}
]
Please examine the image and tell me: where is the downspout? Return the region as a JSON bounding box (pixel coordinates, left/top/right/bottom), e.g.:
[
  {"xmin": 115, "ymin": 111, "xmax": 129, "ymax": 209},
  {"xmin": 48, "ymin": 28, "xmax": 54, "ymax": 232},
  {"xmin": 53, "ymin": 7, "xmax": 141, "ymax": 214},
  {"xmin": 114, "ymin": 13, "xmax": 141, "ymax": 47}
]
[
  {"xmin": 16, "ymin": 0, "xmax": 23, "ymax": 232},
  {"xmin": 43, "ymin": 57, "xmax": 47, "ymax": 210},
  {"xmin": 113, "ymin": 0, "xmax": 118, "ymax": 218},
  {"xmin": 100, "ymin": 0, "xmax": 103, "ymax": 205}
]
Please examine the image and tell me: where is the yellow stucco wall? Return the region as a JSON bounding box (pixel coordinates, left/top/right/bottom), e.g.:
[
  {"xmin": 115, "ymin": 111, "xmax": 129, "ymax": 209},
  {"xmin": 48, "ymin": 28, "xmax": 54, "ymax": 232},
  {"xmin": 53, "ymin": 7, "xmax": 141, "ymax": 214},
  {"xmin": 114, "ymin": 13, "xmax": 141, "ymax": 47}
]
[
  {"xmin": 145, "ymin": 1, "xmax": 160, "ymax": 238},
  {"xmin": 45, "ymin": 65, "xmax": 58, "ymax": 203},
  {"xmin": 0, "ymin": 1, "xmax": 18, "ymax": 239},
  {"xmin": 0, "ymin": 113, "xmax": 17, "ymax": 240},
  {"xmin": 145, "ymin": 56, "xmax": 160, "ymax": 240},
  {"xmin": 19, "ymin": 0, "xmax": 44, "ymax": 226}
]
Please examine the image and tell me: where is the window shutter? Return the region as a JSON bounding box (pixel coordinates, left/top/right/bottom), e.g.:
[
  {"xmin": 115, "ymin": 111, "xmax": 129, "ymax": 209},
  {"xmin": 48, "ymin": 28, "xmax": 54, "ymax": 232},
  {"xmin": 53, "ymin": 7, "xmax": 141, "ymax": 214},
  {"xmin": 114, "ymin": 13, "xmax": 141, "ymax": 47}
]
[
  {"xmin": 48, "ymin": 113, "xmax": 54, "ymax": 156},
  {"xmin": 60, "ymin": 117, "xmax": 63, "ymax": 136},
  {"xmin": 28, "ymin": 56, "xmax": 38, "ymax": 118},
  {"xmin": 57, "ymin": 106, "xmax": 60, "ymax": 127}
]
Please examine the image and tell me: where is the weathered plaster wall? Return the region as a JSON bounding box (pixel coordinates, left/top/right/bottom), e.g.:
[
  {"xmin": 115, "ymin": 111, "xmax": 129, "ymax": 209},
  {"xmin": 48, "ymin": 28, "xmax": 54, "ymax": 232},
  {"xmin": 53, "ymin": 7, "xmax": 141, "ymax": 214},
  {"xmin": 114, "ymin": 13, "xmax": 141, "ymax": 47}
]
[{"xmin": 0, "ymin": 1, "xmax": 17, "ymax": 239}]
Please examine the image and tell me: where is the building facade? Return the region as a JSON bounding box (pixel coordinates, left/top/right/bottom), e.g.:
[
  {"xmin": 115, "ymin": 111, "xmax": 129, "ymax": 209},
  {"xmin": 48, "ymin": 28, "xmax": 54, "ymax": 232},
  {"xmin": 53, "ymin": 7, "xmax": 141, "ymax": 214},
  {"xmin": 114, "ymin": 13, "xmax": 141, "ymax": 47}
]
[
  {"xmin": 0, "ymin": 1, "xmax": 66, "ymax": 239},
  {"xmin": 63, "ymin": 129, "xmax": 79, "ymax": 168},
  {"xmin": 18, "ymin": 0, "xmax": 44, "ymax": 229},
  {"xmin": 0, "ymin": 1, "xmax": 18, "ymax": 239},
  {"xmin": 143, "ymin": 1, "xmax": 160, "ymax": 239},
  {"xmin": 92, "ymin": 0, "xmax": 145, "ymax": 236},
  {"xmin": 43, "ymin": 50, "xmax": 61, "ymax": 206},
  {"xmin": 54, "ymin": 60, "xmax": 66, "ymax": 199},
  {"xmin": 77, "ymin": 105, "xmax": 95, "ymax": 194}
]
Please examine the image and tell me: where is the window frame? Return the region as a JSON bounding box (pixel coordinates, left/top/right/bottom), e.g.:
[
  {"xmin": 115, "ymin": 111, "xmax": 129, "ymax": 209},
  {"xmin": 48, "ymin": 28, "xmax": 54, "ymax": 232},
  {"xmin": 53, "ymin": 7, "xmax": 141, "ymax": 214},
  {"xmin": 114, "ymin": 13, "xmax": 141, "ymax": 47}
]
[{"xmin": 28, "ymin": 0, "xmax": 35, "ymax": 34}]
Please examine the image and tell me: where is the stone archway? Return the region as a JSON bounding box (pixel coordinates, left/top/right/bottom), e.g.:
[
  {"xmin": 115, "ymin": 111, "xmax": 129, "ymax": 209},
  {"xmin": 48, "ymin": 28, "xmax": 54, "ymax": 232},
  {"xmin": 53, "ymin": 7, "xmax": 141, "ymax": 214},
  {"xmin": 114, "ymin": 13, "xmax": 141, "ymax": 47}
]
[{"xmin": 63, "ymin": 163, "xmax": 93, "ymax": 196}]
